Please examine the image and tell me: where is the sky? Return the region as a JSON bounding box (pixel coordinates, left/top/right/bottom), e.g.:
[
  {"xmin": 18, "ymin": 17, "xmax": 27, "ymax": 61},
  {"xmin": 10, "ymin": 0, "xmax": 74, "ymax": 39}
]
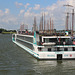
[{"xmin": 0, "ymin": 0, "xmax": 75, "ymax": 30}]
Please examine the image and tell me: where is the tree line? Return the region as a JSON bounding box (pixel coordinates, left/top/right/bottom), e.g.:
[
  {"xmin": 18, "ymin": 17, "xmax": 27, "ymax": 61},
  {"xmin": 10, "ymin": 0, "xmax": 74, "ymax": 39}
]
[{"xmin": 0, "ymin": 28, "xmax": 16, "ymax": 33}]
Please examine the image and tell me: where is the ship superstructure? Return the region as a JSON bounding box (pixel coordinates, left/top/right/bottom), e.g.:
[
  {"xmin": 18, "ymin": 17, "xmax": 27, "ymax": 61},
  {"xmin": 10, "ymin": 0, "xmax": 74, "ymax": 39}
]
[{"xmin": 12, "ymin": 7, "xmax": 75, "ymax": 60}]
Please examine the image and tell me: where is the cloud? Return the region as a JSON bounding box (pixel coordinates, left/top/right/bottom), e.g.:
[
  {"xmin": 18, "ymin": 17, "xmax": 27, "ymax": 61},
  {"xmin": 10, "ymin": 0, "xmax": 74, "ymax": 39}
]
[
  {"xmin": 24, "ymin": 3, "xmax": 30, "ymax": 9},
  {"xmin": 18, "ymin": 9, "xmax": 25, "ymax": 16},
  {"xmin": 15, "ymin": 2, "xmax": 30, "ymax": 9},
  {"xmin": 0, "ymin": 10, "xmax": 4, "ymax": 16},
  {"xmin": 1, "ymin": 0, "xmax": 75, "ymax": 30},
  {"xmin": 28, "ymin": 7, "xmax": 32, "ymax": 11},
  {"xmin": 5, "ymin": 9, "xmax": 10, "ymax": 14},
  {"xmin": 15, "ymin": 2, "xmax": 23, "ymax": 8},
  {"xmin": 1, "ymin": 15, "xmax": 18, "ymax": 25},
  {"xmin": 0, "ymin": 10, "xmax": 2, "ymax": 13},
  {"xmin": 24, "ymin": 11, "xmax": 32, "ymax": 17},
  {"xmin": 33, "ymin": 4, "xmax": 40, "ymax": 10},
  {"xmin": 46, "ymin": 4, "xmax": 57, "ymax": 11},
  {"xmin": 22, "ymin": 0, "xmax": 75, "ymax": 30},
  {"xmin": 67, "ymin": 0, "xmax": 75, "ymax": 7},
  {"xmin": 20, "ymin": 9, "xmax": 25, "ymax": 14},
  {"xmin": 0, "ymin": 9, "xmax": 18, "ymax": 29}
]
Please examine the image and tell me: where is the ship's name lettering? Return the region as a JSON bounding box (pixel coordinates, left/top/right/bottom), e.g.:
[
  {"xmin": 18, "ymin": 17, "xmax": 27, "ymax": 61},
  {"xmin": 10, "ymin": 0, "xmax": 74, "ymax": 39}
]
[
  {"xmin": 64, "ymin": 54, "xmax": 68, "ymax": 57},
  {"xmin": 47, "ymin": 55, "xmax": 55, "ymax": 57}
]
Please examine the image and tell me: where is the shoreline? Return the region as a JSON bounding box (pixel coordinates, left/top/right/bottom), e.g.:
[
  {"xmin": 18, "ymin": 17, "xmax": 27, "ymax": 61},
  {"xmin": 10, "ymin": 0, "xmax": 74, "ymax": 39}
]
[{"xmin": 0, "ymin": 32, "xmax": 16, "ymax": 34}]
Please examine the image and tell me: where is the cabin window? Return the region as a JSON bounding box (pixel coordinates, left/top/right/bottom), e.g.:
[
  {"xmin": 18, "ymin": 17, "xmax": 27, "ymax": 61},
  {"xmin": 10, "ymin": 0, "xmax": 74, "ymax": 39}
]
[
  {"xmin": 72, "ymin": 47, "xmax": 75, "ymax": 51},
  {"xmin": 38, "ymin": 47, "xmax": 42, "ymax": 51},
  {"xmin": 57, "ymin": 47, "xmax": 60, "ymax": 51},
  {"xmin": 64, "ymin": 48, "xmax": 68, "ymax": 51},
  {"xmin": 49, "ymin": 38, "xmax": 57, "ymax": 42},
  {"xmin": 48, "ymin": 48, "xmax": 51, "ymax": 51},
  {"xmin": 44, "ymin": 38, "xmax": 57, "ymax": 43},
  {"xmin": 45, "ymin": 38, "xmax": 49, "ymax": 43},
  {"xmin": 43, "ymin": 38, "xmax": 45, "ymax": 42}
]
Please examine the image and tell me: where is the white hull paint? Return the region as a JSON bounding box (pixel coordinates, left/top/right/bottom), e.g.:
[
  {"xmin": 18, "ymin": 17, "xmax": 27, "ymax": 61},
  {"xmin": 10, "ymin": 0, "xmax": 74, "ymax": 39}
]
[
  {"xmin": 12, "ymin": 40, "xmax": 75, "ymax": 60},
  {"xmin": 12, "ymin": 40, "xmax": 39, "ymax": 59}
]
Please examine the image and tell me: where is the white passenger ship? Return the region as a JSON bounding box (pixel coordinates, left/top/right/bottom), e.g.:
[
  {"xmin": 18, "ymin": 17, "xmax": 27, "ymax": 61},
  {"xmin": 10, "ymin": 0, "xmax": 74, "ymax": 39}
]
[
  {"xmin": 12, "ymin": 30, "xmax": 75, "ymax": 60},
  {"xmin": 12, "ymin": 7, "xmax": 75, "ymax": 60}
]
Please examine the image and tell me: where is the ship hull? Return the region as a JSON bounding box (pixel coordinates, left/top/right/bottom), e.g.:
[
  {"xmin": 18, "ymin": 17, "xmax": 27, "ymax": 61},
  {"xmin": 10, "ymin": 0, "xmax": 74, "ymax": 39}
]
[{"xmin": 12, "ymin": 40, "xmax": 75, "ymax": 60}]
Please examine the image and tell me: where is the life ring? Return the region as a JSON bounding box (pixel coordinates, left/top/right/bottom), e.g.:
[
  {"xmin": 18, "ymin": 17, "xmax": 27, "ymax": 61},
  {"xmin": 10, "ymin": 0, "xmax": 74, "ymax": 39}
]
[
  {"xmin": 73, "ymin": 41, "xmax": 75, "ymax": 45},
  {"xmin": 41, "ymin": 42, "xmax": 43, "ymax": 45}
]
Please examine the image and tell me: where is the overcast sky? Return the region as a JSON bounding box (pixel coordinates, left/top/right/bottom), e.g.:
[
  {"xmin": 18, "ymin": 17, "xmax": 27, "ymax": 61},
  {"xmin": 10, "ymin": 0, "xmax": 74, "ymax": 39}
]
[{"xmin": 0, "ymin": 0, "xmax": 75, "ymax": 30}]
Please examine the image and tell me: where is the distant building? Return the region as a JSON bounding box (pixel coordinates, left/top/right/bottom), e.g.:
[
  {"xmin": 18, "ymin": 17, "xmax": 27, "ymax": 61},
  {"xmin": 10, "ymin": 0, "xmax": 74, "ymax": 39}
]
[
  {"xmin": 17, "ymin": 24, "xmax": 28, "ymax": 34},
  {"xmin": 20, "ymin": 24, "xmax": 28, "ymax": 31},
  {"xmin": 32, "ymin": 25, "xmax": 38, "ymax": 32}
]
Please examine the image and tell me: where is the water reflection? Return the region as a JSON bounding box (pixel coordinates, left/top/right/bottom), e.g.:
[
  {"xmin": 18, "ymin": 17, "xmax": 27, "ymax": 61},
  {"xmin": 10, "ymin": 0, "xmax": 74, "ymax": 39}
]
[
  {"xmin": 32, "ymin": 59, "xmax": 75, "ymax": 75},
  {"xmin": 0, "ymin": 34, "xmax": 75, "ymax": 75}
]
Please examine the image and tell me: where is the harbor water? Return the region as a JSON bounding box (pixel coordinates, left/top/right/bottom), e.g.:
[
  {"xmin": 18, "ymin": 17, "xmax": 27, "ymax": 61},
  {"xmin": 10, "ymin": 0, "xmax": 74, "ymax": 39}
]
[{"xmin": 0, "ymin": 34, "xmax": 75, "ymax": 75}]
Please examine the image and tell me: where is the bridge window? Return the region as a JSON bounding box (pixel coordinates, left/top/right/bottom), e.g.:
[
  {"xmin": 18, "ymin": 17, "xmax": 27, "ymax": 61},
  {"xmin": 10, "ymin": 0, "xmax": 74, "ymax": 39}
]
[
  {"xmin": 72, "ymin": 47, "xmax": 75, "ymax": 51},
  {"xmin": 48, "ymin": 48, "xmax": 51, "ymax": 51},
  {"xmin": 44, "ymin": 38, "xmax": 57, "ymax": 43},
  {"xmin": 57, "ymin": 47, "xmax": 60, "ymax": 51},
  {"xmin": 49, "ymin": 38, "xmax": 57, "ymax": 42},
  {"xmin": 64, "ymin": 48, "xmax": 68, "ymax": 51}
]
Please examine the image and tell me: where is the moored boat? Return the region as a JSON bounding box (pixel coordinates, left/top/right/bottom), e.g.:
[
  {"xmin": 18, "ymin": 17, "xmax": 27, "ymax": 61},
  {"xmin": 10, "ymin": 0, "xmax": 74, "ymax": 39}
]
[
  {"xmin": 12, "ymin": 7, "xmax": 75, "ymax": 60},
  {"xmin": 12, "ymin": 29, "xmax": 75, "ymax": 60}
]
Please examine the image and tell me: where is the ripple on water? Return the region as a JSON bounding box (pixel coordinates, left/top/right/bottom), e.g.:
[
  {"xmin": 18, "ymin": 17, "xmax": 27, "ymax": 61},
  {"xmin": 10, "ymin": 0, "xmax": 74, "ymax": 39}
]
[{"xmin": 0, "ymin": 34, "xmax": 75, "ymax": 75}]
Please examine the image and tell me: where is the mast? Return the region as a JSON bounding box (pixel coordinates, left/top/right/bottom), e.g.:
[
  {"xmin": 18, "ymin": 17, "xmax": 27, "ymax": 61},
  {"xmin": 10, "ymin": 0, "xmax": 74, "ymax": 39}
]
[
  {"xmin": 39, "ymin": 19, "xmax": 41, "ymax": 31},
  {"xmin": 42, "ymin": 13, "xmax": 43, "ymax": 32},
  {"xmin": 63, "ymin": 4, "xmax": 73, "ymax": 31},
  {"xmin": 72, "ymin": 9, "xmax": 74, "ymax": 36},
  {"xmin": 44, "ymin": 13, "xmax": 45, "ymax": 32},
  {"xmin": 66, "ymin": 12, "xmax": 69, "ymax": 31},
  {"xmin": 47, "ymin": 20, "xmax": 49, "ymax": 31},
  {"xmin": 50, "ymin": 18, "xmax": 51, "ymax": 33},
  {"xmin": 34, "ymin": 16, "xmax": 36, "ymax": 31},
  {"xmin": 52, "ymin": 19, "xmax": 54, "ymax": 33}
]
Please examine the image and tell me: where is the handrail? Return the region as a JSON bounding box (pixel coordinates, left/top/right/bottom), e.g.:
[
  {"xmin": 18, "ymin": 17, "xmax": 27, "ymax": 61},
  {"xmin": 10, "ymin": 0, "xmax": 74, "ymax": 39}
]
[
  {"xmin": 17, "ymin": 34, "xmax": 34, "ymax": 38},
  {"xmin": 16, "ymin": 38, "xmax": 33, "ymax": 45},
  {"xmin": 54, "ymin": 45, "xmax": 75, "ymax": 47}
]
